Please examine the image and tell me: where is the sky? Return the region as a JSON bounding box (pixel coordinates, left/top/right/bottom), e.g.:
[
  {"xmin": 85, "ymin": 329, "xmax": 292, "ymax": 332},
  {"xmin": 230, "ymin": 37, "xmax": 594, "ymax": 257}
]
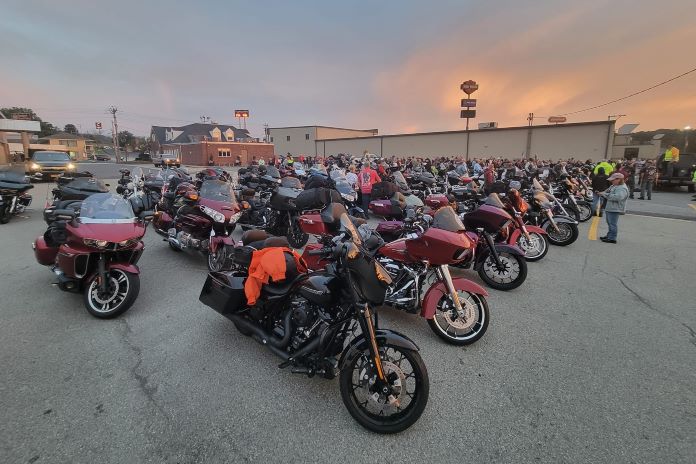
[{"xmin": 1, "ymin": 0, "xmax": 695, "ymax": 137}]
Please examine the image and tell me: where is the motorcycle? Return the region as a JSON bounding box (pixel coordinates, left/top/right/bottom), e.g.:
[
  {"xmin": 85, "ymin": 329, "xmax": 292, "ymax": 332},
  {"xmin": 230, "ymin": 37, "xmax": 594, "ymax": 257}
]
[
  {"xmin": 33, "ymin": 193, "xmax": 153, "ymax": 318},
  {"xmin": 455, "ymin": 196, "xmax": 529, "ymax": 291},
  {"xmin": 499, "ymin": 190, "xmax": 549, "ymax": 262},
  {"xmin": 200, "ymin": 204, "xmax": 429, "ymax": 433},
  {"xmin": 551, "ymin": 177, "xmax": 592, "ymax": 222},
  {"xmin": 524, "ymin": 179, "xmax": 579, "ymax": 246},
  {"xmin": 0, "ymin": 167, "xmax": 33, "ymax": 224},
  {"xmin": 154, "ymin": 179, "xmax": 242, "ymax": 271},
  {"xmin": 300, "ymin": 204, "xmax": 490, "ymax": 346}
]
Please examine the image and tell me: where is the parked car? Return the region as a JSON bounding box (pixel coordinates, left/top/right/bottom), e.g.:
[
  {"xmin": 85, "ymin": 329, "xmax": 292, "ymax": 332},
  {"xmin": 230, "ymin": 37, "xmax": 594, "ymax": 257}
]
[
  {"xmin": 152, "ymin": 152, "xmax": 180, "ymax": 168},
  {"xmin": 26, "ymin": 151, "xmax": 75, "ymax": 181},
  {"xmin": 135, "ymin": 152, "xmax": 151, "ymax": 162},
  {"xmin": 95, "ymin": 153, "xmax": 111, "ymax": 161}
]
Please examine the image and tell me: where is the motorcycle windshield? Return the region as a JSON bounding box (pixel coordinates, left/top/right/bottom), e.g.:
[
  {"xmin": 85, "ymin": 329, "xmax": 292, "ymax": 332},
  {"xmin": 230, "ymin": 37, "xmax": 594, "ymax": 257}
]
[
  {"xmin": 65, "ymin": 177, "xmax": 109, "ymax": 193},
  {"xmin": 0, "ymin": 167, "xmax": 29, "ymax": 184},
  {"xmin": 80, "ymin": 193, "xmax": 136, "ymax": 223},
  {"xmin": 280, "ymin": 176, "xmax": 302, "ymax": 189},
  {"xmin": 199, "ymin": 180, "xmax": 238, "ymax": 205},
  {"xmin": 532, "ymin": 178, "xmax": 545, "ymax": 191},
  {"xmin": 484, "ymin": 193, "xmax": 505, "ymax": 209},
  {"xmin": 339, "ymin": 212, "xmax": 362, "ymax": 246},
  {"xmin": 265, "ymin": 166, "xmax": 281, "ymax": 179},
  {"xmin": 392, "ymin": 171, "xmax": 410, "ymax": 192},
  {"xmin": 431, "ymin": 206, "xmax": 466, "ymax": 232},
  {"xmin": 334, "ymin": 179, "xmax": 355, "ymax": 195}
]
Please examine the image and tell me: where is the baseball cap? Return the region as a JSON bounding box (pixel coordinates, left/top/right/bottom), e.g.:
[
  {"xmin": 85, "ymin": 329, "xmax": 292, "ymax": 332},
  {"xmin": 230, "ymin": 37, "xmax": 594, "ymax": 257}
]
[{"xmin": 607, "ymin": 172, "xmax": 624, "ymax": 181}]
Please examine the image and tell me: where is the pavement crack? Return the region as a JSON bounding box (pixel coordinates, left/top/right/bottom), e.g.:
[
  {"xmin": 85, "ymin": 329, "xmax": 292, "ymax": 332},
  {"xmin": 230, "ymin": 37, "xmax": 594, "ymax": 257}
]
[
  {"xmin": 581, "ymin": 254, "xmax": 589, "ymax": 277},
  {"xmin": 598, "ymin": 270, "xmax": 696, "ymax": 349},
  {"xmin": 119, "ymin": 318, "xmax": 169, "ymax": 416}
]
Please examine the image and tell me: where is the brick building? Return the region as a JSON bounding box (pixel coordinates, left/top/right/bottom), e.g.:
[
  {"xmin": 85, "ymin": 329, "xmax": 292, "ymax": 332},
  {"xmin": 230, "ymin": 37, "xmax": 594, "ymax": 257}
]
[{"xmin": 150, "ymin": 122, "xmax": 274, "ymax": 166}]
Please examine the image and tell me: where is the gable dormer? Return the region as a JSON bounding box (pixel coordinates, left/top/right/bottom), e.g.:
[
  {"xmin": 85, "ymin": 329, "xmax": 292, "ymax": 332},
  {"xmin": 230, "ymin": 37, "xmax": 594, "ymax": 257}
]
[
  {"xmin": 210, "ymin": 127, "xmax": 222, "ymax": 141},
  {"xmin": 225, "ymin": 128, "xmax": 235, "ymax": 142}
]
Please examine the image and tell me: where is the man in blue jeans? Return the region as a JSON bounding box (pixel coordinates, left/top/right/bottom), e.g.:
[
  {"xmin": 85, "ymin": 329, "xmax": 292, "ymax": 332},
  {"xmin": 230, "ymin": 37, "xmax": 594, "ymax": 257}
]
[{"xmin": 597, "ymin": 172, "xmax": 630, "ymax": 244}]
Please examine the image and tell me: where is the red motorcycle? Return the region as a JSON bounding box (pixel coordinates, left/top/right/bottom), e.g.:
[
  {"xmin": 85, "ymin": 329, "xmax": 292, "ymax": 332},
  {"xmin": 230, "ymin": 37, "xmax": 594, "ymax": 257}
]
[
  {"xmin": 300, "ymin": 204, "xmax": 490, "ymax": 345},
  {"xmin": 500, "ymin": 190, "xmax": 549, "ymax": 262},
  {"xmin": 33, "ymin": 193, "xmax": 152, "ymax": 318},
  {"xmin": 153, "ymin": 179, "xmax": 241, "ymax": 271}
]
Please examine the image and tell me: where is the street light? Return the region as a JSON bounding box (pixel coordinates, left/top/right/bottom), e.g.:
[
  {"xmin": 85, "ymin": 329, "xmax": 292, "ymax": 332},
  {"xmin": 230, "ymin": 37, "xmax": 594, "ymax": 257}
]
[{"xmin": 684, "ymin": 126, "xmax": 692, "ymax": 151}]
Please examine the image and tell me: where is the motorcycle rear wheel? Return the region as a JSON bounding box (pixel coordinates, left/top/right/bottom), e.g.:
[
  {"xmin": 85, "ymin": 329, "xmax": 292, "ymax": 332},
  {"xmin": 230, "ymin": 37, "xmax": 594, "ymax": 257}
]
[
  {"xmin": 83, "ymin": 269, "xmax": 140, "ymax": 318},
  {"xmin": 478, "ymin": 252, "xmax": 527, "ymax": 291},
  {"xmin": 546, "ymin": 222, "xmax": 579, "ymax": 246},
  {"xmin": 427, "ymin": 291, "xmax": 489, "ymax": 345},
  {"xmin": 0, "ymin": 205, "xmax": 11, "ymax": 224},
  {"xmin": 340, "ymin": 344, "xmax": 429, "ymax": 434}
]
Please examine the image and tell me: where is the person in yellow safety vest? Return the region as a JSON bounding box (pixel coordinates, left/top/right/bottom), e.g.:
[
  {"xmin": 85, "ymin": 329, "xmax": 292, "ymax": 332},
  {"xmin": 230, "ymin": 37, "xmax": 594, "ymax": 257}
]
[
  {"xmin": 593, "ymin": 160, "xmax": 614, "ymax": 176},
  {"xmin": 662, "ymin": 145, "xmax": 680, "ymax": 177}
]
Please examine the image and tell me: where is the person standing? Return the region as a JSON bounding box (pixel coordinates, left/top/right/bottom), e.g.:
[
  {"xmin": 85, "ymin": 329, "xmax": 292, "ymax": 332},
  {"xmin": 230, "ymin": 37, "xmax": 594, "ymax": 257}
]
[
  {"xmin": 598, "ymin": 172, "xmax": 629, "ymax": 244},
  {"xmin": 661, "ymin": 145, "xmax": 680, "ymax": 177},
  {"xmin": 638, "ymin": 159, "xmax": 657, "ymax": 200},
  {"xmin": 591, "ymin": 166, "xmax": 609, "ymax": 216},
  {"xmin": 619, "ymin": 161, "xmax": 636, "ymax": 199},
  {"xmin": 358, "ymin": 162, "xmax": 381, "ymax": 214}
]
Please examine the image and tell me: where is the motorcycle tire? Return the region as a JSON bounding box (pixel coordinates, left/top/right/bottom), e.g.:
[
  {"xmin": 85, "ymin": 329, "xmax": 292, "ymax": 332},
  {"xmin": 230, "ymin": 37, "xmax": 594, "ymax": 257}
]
[
  {"xmin": 287, "ymin": 218, "xmax": 309, "ymax": 249},
  {"xmin": 575, "ymin": 201, "xmax": 593, "ymax": 222},
  {"xmin": 516, "ymin": 232, "xmax": 549, "ymax": 262},
  {"xmin": 546, "ymin": 222, "xmax": 579, "ymax": 246},
  {"xmin": 83, "ymin": 269, "xmax": 140, "ymax": 319},
  {"xmin": 339, "ymin": 344, "xmax": 429, "ymax": 434},
  {"xmin": 478, "ymin": 252, "xmax": 527, "ymax": 291},
  {"xmin": 427, "ymin": 292, "xmax": 489, "ymax": 345},
  {"xmin": 564, "ymin": 204, "xmax": 581, "ymax": 222},
  {"xmin": 0, "ymin": 205, "xmax": 11, "ymax": 224},
  {"xmin": 207, "ymin": 246, "xmax": 227, "ymax": 272},
  {"xmin": 169, "ymin": 241, "xmax": 182, "ymax": 252}
]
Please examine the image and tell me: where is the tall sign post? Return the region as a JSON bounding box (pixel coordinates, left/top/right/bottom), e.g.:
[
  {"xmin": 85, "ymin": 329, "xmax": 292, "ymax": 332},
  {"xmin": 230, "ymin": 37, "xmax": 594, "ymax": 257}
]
[
  {"xmin": 234, "ymin": 110, "xmax": 250, "ymax": 130},
  {"xmin": 460, "ymin": 80, "xmax": 478, "ymax": 161}
]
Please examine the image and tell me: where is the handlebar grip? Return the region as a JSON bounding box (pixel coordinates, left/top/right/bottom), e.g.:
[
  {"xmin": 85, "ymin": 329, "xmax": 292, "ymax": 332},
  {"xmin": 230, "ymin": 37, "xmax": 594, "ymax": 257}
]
[{"xmin": 307, "ymin": 248, "xmax": 331, "ymax": 256}]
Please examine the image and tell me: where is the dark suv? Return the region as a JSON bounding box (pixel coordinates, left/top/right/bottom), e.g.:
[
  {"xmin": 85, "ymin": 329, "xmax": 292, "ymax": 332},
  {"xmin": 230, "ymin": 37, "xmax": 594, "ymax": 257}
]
[
  {"xmin": 26, "ymin": 151, "xmax": 75, "ymax": 180},
  {"xmin": 656, "ymin": 153, "xmax": 695, "ymax": 192}
]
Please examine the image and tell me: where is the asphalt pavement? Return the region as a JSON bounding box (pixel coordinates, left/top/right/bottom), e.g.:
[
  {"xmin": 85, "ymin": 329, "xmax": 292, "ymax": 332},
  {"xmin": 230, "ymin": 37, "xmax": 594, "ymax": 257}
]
[{"xmin": 1, "ymin": 180, "xmax": 695, "ymax": 463}]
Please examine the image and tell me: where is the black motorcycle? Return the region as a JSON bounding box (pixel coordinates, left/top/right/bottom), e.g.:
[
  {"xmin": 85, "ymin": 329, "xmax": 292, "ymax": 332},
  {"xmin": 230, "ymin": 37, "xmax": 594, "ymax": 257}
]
[
  {"xmin": 200, "ymin": 204, "xmax": 429, "ymax": 433},
  {"xmin": 0, "ymin": 169, "xmax": 33, "ymax": 224}
]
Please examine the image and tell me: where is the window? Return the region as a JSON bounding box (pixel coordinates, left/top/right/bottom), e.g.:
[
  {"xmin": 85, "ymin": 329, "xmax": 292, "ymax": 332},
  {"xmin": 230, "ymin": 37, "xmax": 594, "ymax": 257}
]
[
  {"xmin": 270, "ymin": 137, "xmax": 274, "ymax": 142},
  {"xmin": 305, "ymin": 133, "xmax": 310, "ymax": 140},
  {"xmin": 218, "ymin": 149, "xmax": 231, "ymax": 157},
  {"xmin": 624, "ymin": 147, "xmax": 639, "ymax": 159},
  {"xmin": 286, "ymin": 135, "xmax": 290, "ymax": 141}
]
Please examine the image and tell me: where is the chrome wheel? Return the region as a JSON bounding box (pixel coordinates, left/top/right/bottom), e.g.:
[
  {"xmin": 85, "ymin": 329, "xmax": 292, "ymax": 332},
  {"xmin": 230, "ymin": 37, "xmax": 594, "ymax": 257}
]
[
  {"xmin": 84, "ymin": 269, "xmax": 139, "ymax": 318},
  {"xmin": 517, "ymin": 232, "xmax": 548, "ymax": 261},
  {"xmin": 207, "ymin": 246, "xmax": 226, "ymax": 272},
  {"xmin": 428, "ymin": 291, "xmax": 489, "ymax": 345}
]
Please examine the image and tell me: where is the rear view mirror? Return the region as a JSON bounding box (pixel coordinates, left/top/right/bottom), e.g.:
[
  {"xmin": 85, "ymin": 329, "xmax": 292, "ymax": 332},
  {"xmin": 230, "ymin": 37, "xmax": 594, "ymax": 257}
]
[
  {"xmin": 52, "ymin": 209, "xmax": 76, "ymax": 221},
  {"xmin": 105, "ymin": 183, "xmax": 111, "ymax": 187}
]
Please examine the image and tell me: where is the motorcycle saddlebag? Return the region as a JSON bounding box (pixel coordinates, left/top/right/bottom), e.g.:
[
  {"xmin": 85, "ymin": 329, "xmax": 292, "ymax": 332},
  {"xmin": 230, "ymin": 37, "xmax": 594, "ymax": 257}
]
[
  {"xmin": 297, "ymin": 213, "xmax": 328, "ymax": 235},
  {"xmin": 199, "ymin": 271, "xmax": 247, "ymax": 317},
  {"xmin": 295, "ymin": 188, "xmax": 341, "ymax": 211},
  {"xmin": 425, "ymin": 194, "xmax": 449, "ymax": 209},
  {"xmin": 369, "ymin": 199, "xmax": 395, "ymax": 216}
]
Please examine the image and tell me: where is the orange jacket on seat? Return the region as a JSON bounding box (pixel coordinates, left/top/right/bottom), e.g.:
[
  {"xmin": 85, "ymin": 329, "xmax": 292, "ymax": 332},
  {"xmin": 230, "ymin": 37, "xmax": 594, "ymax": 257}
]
[{"xmin": 244, "ymin": 247, "xmax": 307, "ymax": 306}]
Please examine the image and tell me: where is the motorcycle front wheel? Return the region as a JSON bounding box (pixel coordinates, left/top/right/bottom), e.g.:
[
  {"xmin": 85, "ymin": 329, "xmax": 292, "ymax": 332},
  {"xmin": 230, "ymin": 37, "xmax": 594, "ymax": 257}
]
[
  {"xmin": 516, "ymin": 232, "xmax": 549, "ymax": 262},
  {"xmin": 575, "ymin": 201, "xmax": 593, "ymax": 222},
  {"xmin": 83, "ymin": 269, "xmax": 140, "ymax": 318},
  {"xmin": 339, "ymin": 344, "xmax": 429, "ymax": 434},
  {"xmin": 427, "ymin": 291, "xmax": 489, "ymax": 345},
  {"xmin": 207, "ymin": 246, "xmax": 227, "ymax": 272},
  {"xmin": 546, "ymin": 222, "xmax": 579, "ymax": 246},
  {"xmin": 478, "ymin": 252, "xmax": 527, "ymax": 291}
]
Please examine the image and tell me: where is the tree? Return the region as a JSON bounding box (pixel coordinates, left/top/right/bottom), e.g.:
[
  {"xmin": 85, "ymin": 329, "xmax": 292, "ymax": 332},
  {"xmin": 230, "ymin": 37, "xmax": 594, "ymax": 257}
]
[
  {"xmin": 118, "ymin": 130, "xmax": 135, "ymax": 150},
  {"xmin": 64, "ymin": 124, "xmax": 78, "ymax": 134},
  {"xmin": 39, "ymin": 121, "xmax": 58, "ymax": 138},
  {"xmin": 0, "ymin": 107, "xmax": 59, "ymax": 138}
]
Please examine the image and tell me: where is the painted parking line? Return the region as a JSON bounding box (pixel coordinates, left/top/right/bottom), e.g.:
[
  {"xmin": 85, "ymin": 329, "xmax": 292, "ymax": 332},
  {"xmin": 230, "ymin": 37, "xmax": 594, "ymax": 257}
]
[
  {"xmin": 688, "ymin": 204, "xmax": 696, "ymax": 212},
  {"xmin": 588, "ymin": 216, "xmax": 600, "ymax": 241}
]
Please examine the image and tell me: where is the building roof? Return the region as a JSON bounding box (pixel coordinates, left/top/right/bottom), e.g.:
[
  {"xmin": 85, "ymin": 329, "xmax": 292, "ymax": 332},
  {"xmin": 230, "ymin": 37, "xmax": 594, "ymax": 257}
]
[
  {"xmin": 315, "ymin": 120, "xmax": 614, "ymax": 141},
  {"xmin": 268, "ymin": 125, "xmax": 378, "ymax": 133},
  {"xmin": 40, "ymin": 132, "xmax": 93, "ymax": 141},
  {"xmin": 151, "ymin": 123, "xmax": 250, "ymax": 144}
]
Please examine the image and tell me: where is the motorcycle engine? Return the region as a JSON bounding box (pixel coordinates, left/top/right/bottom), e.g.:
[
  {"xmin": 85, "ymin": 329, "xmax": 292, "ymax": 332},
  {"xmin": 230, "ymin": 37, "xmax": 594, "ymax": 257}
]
[{"xmin": 289, "ymin": 297, "xmax": 323, "ymax": 349}]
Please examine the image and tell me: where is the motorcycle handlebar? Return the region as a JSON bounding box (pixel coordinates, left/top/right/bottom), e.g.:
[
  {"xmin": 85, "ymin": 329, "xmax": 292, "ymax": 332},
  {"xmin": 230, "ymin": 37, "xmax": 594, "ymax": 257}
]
[{"xmin": 307, "ymin": 247, "xmax": 332, "ymax": 256}]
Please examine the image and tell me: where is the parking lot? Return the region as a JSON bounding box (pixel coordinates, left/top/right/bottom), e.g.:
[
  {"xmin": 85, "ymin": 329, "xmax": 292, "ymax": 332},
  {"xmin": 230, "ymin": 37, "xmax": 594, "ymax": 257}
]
[{"xmin": 1, "ymin": 176, "xmax": 695, "ymax": 463}]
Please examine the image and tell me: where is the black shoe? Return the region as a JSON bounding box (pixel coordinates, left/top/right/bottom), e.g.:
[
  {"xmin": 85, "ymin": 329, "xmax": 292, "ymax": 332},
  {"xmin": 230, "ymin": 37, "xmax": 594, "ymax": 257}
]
[
  {"xmin": 638, "ymin": 197, "xmax": 644, "ymax": 200},
  {"xmin": 600, "ymin": 237, "xmax": 617, "ymax": 244},
  {"xmin": 599, "ymin": 236, "xmax": 608, "ymax": 240}
]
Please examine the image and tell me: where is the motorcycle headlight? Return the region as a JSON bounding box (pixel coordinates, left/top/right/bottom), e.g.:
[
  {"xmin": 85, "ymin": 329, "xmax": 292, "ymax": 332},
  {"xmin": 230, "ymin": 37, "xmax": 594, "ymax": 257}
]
[
  {"xmin": 117, "ymin": 238, "xmax": 139, "ymax": 247},
  {"xmin": 229, "ymin": 211, "xmax": 242, "ymax": 223},
  {"xmin": 200, "ymin": 205, "xmax": 225, "ymax": 223},
  {"xmin": 84, "ymin": 238, "xmax": 110, "ymax": 248},
  {"xmin": 341, "ymin": 192, "xmax": 355, "ymax": 202}
]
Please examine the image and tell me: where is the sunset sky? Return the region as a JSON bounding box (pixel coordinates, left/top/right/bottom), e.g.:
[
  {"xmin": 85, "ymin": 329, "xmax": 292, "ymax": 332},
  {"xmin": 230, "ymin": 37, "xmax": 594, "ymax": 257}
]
[{"xmin": 1, "ymin": 0, "xmax": 695, "ymax": 137}]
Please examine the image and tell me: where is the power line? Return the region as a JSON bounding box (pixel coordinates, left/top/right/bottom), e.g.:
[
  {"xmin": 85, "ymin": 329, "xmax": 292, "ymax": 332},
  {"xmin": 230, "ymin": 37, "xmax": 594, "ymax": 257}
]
[{"xmin": 559, "ymin": 65, "xmax": 696, "ymax": 116}]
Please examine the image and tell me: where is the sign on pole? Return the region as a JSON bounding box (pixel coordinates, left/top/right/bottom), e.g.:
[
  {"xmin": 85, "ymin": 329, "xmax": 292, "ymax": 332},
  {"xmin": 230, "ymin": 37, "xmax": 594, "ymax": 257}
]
[
  {"xmin": 460, "ymin": 110, "xmax": 476, "ymax": 119},
  {"xmin": 95, "ymin": 122, "xmax": 102, "ymax": 130},
  {"xmin": 547, "ymin": 116, "xmax": 567, "ymax": 124},
  {"xmin": 460, "ymin": 80, "xmax": 479, "ymax": 95},
  {"xmin": 234, "ymin": 110, "xmax": 250, "ymax": 118},
  {"xmin": 461, "ymin": 99, "xmax": 477, "ymax": 108}
]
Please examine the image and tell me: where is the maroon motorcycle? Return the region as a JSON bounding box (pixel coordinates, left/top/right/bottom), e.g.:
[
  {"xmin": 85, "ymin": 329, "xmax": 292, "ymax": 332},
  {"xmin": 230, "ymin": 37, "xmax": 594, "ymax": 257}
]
[
  {"xmin": 153, "ymin": 179, "xmax": 241, "ymax": 271},
  {"xmin": 33, "ymin": 193, "xmax": 152, "ymax": 318}
]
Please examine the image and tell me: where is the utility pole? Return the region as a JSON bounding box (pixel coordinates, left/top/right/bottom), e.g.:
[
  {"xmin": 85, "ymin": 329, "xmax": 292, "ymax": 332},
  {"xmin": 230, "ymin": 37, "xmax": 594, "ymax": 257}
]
[{"xmin": 108, "ymin": 106, "xmax": 120, "ymax": 162}]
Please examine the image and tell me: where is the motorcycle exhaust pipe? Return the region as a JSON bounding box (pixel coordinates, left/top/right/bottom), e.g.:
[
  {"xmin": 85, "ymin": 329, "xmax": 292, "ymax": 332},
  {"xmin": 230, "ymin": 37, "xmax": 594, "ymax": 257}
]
[{"xmin": 228, "ymin": 310, "xmax": 294, "ymax": 349}]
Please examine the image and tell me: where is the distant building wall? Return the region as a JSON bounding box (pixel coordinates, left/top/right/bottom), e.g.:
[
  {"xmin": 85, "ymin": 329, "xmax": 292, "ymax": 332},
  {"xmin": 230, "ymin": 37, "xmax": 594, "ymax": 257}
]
[
  {"xmin": 164, "ymin": 142, "xmax": 274, "ymax": 166},
  {"xmin": 268, "ymin": 126, "xmax": 378, "ymax": 157}
]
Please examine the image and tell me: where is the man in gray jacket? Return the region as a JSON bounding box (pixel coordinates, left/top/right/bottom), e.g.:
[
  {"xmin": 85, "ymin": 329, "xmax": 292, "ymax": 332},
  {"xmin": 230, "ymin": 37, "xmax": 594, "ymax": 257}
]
[{"xmin": 597, "ymin": 172, "xmax": 630, "ymax": 244}]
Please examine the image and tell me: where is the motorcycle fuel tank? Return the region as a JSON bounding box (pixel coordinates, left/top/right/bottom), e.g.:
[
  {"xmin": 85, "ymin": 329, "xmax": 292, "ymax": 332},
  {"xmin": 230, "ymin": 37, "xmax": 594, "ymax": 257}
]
[{"xmin": 298, "ymin": 273, "xmax": 338, "ymax": 306}]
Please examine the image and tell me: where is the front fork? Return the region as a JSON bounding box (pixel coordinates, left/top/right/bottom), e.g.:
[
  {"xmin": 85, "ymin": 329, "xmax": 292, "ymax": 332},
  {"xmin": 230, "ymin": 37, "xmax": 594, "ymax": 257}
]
[
  {"xmin": 96, "ymin": 253, "xmax": 108, "ymax": 293},
  {"xmin": 546, "ymin": 210, "xmax": 560, "ymax": 232},
  {"xmin": 482, "ymin": 231, "xmax": 503, "ymax": 268},
  {"xmin": 516, "ymin": 215, "xmax": 532, "ymax": 242},
  {"xmin": 359, "ymin": 304, "xmax": 388, "ymax": 383},
  {"xmin": 436, "ymin": 265, "xmax": 464, "ymax": 315}
]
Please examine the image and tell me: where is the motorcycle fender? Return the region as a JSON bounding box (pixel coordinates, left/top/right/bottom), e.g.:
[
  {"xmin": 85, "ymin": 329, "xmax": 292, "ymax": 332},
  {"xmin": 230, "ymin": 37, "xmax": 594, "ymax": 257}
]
[
  {"xmin": 209, "ymin": 235, "xmax": 233, "ymax": 253},
  {"xmin": 546, "ymin": 215, "xmax": 578, "ymax": 225},
  {"xmin": 338, "ymin": 329, "xmax": 419, "ymax": 369},
  {"xmin": 420, "ymin": 278, "xmax": 488, "ymax": 319},
  {"xmin": 107, "ymin": 263, "xmax": 140, "ymax": 274},
  {"xmin": 509, "ymin": 225, "xmax": 547, "ymax": 244},
  {"xmin": 476, "ymin": 243, "xmax": 525, "ymax": 269}
]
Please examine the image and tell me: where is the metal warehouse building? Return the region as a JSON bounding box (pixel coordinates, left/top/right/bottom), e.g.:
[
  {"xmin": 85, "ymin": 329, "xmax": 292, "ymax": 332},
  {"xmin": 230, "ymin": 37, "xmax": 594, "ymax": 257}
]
[{"xmin": 269, "ymin": 120, "xmax": 617, "ymax": 162}]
